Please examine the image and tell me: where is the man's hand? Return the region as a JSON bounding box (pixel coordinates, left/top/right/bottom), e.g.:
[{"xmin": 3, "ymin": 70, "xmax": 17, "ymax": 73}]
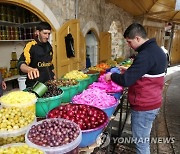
[
  {"xmin": 105, "ymin": 72, "xmax": 112, "ymax": 81},
  {"xmin": 118, "ymin": 65, "xmax": 128, "ymax": 74},
  {"xmin": 20, "ymin": 64, "xmax": 40, "ymax": 80},
  {"xmin": 2, "ymin": 81, "xmax": 6, "ymax": 90},
  {"xmin": 27, "ymin": 68, "xmax": 39, "ymax": 79}
]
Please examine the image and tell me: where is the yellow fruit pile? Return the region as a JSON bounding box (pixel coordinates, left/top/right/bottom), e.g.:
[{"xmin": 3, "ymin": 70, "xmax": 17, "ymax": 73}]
[
  {"xmin": 0, "ymin": 107, "xmax": 35, "ymax": 131},
  {"xmin": 64, "ymin": 70, "xmax": 88, "ymax": 80},
  {"xmin": 0, "ymin": 144, "xmax": 44, "ymax": 154},
  {"xmin": 89, "ymin": 66, "xmax": 104, "ymax": 72},
  {"xmin": 0, "ymin": 107, "xmax": 36, "ymax": 145},
  {"xmin": 0, "ymin": 91, "xmax": 36, "ymax": 107},
  {"xmin": 106, "ymin": 59, "xmax": 117, "ymax": 67},
  {"xmin": 0, "ymin": 91, "xmax": 37, "ymax": 146},
  {"xmin": 0, "ymin": 134, "xmax": 24, "ymax": 146}
]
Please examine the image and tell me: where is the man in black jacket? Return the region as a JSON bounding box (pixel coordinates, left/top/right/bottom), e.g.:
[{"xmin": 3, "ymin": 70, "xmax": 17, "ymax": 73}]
[{"xmin": 18, "ymin": 22, "xmax": 55, "ymax": 87}]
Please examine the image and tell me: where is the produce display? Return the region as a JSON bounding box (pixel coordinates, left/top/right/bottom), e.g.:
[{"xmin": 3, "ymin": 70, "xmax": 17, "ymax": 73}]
[
  {"xmin": 46, "ymin": 79, "xmax": 79, "ymax": 87},
  {"xmin": 0, "ymin": 107, "xmax": 35, "ymax": 131},
  {"xmin": 89, "ymin": 66, "xmax": 104, "ymax": 72},
  {"xmin": 26, "ymin": 83, "xmax": 63, "ymax": 98},
  {"xmin": 72, "ymin": 88, "xmax": 117, "ymax": 109},
  {"xmin": 105, "ymin": 59, "xmax": 117, "ymax": 67},
  {"xmin": 88, "ymin": 63, "xmax": 110, "ymax": 75},
  {"xmin": 46, "ymin": 79, "xmax": 80, "ymax": 103},
  {"xmin": 89, "ymin": 74, "xmax": 123, "ymax": 93},
  {"xmin": 26, "ymin": 118, "xmax": 81, "ymax": 147},
  {"xmin": 42, "ymin": 82, "xmax": 63, "ymax": 98},
  {"xmin": 96, "ymin": 63, "xmax": 110, "ymax": 70},
  {"xmin": 0, "ymin": 64, "xmax": 124, "ymax": 150},
  {"xmin": 47, "ymin": 104, "xmax": 108, "ymax": 130},
  {"xmin": 25, "ymin": 81, "xmax": 64, "ymax": 117},
  {"xmin": 0, "ymin": 143, "xmax": 44, "ymax": 154},
  {"xmin": 0, "ymin": 91, "xmax": 37, "ymax": 146},
  {"xmin": 0, "ymin": 117, "xmax": 36, "ymax": 145},
  {"xmin": 0, "ymin": 91, "xmax": 36, "ymax": 119},
  {"xmin": 114, "ymin": 56, "xmax": 125, "ymax": 64},
  {"xmin": 85, "ymin": 70, "xmax": 99, "ymax": 75},
  {"xmin": 64, "ymin": 70, "xmax": 89, "ymax": 80},
  {"xmin": 0, "ymin": 134, "xmax": 24, "ymax": 146},
  {"xmin": 119, "ymin": 58, "xmax": 133, "ymax": 68},
  {"xmin": 0, "ymin": 91, "xmax": 36, "ymax": 107},
  {"xmin": 84, "ymin": 70, "xmax": 100, "ymax": 84}
]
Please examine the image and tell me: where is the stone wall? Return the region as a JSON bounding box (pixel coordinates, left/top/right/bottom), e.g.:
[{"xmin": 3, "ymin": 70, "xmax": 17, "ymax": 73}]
[
  {"xmin": 42, "ymin": 0, "xmax": 134, "ymax": 59},
  {"xmin": 42, "ymin": 0, "xmax": 76, "ymax": 24}
]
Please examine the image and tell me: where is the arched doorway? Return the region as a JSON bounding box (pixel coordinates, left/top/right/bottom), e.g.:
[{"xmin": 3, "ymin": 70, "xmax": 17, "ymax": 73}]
[{"xmin": 85, "ymin": 30, "xmax": 98, "ymax": 68}]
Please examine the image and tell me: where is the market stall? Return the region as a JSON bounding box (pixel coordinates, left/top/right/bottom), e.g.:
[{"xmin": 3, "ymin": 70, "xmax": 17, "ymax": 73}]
[{"xmin": 0, "ymin": 61, "xmax": 131, "ymax": 153}]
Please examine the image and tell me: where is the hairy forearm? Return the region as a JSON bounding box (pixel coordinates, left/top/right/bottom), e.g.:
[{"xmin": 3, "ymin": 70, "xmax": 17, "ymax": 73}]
[
  {"xmin": 20, "ymin": 63, "xmax": 34, "ymax": 73},
  {"xmin": 20, "ymin": 63, "xmax": 39, "ymax": 79}
]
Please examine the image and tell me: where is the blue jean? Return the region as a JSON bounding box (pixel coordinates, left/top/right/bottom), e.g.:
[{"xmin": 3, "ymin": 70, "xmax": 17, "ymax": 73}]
[{"xmin": 131, "ymin": 108, "xmax": 160, "ymax": 154}]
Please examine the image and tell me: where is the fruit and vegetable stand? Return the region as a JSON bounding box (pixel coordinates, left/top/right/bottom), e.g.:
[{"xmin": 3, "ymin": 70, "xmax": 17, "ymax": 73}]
[
  {"xmin": 0, "ymin": 61, "xmax": 131, "ymax": 153},
  {"xmin": 78, "ymin": 88, "xmax": 130, "ymax": 154}
]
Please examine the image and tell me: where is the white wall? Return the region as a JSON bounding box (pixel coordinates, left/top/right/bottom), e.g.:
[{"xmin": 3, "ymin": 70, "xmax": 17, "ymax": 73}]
[{"xmin": 0, "ymin": 41, "xmax": 25, "ymax": 69}]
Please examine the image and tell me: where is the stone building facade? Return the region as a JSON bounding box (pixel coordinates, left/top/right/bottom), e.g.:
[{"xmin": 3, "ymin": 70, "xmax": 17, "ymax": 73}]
[
  {"xmin": 42, "ymin": 0, "xmax": 134, "ymax": 59},
  {"xmin": 0, "ymin": 0, "xmax": 136, "ymax": 71}
]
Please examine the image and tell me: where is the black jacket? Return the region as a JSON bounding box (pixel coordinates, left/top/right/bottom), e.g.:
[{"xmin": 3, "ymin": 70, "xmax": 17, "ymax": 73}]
[
  {"xmin": 111, "ymin": 38, "xmax": 167, "ymax": 87},
  {"xmin": 18, "ymin": 38, "xmax": 54, "ymax": 87},
  {"xmin": 111, "ymin": 38, "xmax": 167, "ymax": 111}
]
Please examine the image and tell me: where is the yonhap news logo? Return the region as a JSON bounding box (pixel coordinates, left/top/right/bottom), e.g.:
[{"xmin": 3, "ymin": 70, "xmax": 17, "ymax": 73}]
[
  {"xmin": 96, "ymin": 134, "xmax": 175, "ymax": 148},
  {"xmin": 112, "ymin": 137, "xmax": 175, "ymax": 144},
  {"xmin": 96, "ymin": 133, "xmax": 111, "ymax": 148}
]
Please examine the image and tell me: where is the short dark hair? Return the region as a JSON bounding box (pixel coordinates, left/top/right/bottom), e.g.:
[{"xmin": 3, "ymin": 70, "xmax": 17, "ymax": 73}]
[
  {"xmin": 123, "ymin": 23, "xmax": 147, "ymax": 39},
  {"xmin": 37, "ymin": 21, "xmax": 51, "ymax": 31}
]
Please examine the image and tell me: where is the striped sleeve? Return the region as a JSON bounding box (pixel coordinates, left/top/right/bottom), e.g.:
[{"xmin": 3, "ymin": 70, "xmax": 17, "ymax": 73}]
[{"xmin": 23, "ymin": 40, "xmax": 37, "ymax": 65}]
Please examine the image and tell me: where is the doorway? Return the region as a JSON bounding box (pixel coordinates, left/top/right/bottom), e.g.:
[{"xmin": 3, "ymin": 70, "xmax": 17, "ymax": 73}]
[{"xmin": 85, "ymin": 30, "xmax": 98, "ymax": 68}]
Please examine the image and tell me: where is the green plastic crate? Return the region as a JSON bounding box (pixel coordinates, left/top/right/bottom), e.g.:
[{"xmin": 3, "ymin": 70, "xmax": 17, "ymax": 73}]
[
  {"xmin": 77, "ymin": 77, "xmax": 90, "ymax": 93},
  {"xmin": 36, "ymin": 92, "xmax": 63, "ymax": 117},
  {"xmin": 60, "ymin": 83, "xmax": 79, "ymax": 103}
]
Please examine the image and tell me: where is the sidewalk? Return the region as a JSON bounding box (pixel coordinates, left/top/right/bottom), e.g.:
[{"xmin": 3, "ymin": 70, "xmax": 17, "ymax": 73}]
[
  {"xmin": 162, "ymin": 65, "xmax": 180, "ymax": 153},
  {"xmin": 112, "ymin": 65, "xmax": 180, "ymax": 154}
]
